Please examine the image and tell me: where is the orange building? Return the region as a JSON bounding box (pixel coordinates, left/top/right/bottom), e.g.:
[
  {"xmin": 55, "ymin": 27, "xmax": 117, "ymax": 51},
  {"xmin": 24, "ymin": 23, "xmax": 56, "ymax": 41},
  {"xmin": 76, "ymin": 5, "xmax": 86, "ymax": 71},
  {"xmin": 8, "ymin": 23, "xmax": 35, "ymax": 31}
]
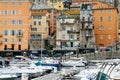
[
  {"xmin": 94, "ymin": 1, "xmax": 119, "ymax": 48},
  {"xmin": 0, "ymin": 0, "xmax": 31, "ymax": 56}
]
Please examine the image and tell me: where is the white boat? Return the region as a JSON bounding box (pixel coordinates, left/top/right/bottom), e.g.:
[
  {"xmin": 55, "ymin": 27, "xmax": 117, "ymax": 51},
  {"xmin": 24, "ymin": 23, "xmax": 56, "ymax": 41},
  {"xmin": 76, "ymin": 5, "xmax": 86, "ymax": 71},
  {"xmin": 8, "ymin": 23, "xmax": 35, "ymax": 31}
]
[
  {"xmin": 0, "ymin": 73, "xmax": 17, "ymax": 80},
  {"xmin": 61, "ymin": 57, "xmax": 87, "ymax": 67}
]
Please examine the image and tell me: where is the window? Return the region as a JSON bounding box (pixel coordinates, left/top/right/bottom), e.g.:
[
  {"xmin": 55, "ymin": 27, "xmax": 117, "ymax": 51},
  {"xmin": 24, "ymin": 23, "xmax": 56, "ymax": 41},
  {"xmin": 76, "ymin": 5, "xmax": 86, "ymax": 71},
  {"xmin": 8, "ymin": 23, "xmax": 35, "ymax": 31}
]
[
  {"xmin": 69, "ymin": 34, "xmax": 74, "ymax": 40},
  {"xmin": 33, "ymin": 0, "xmax": 35, "ymax": 2},
  {"xmin": 4, "ymin": 30, "xmax": 8, "ymax": 36},
  {"xmin": 100, "ymin": 35, "xmax": 103, "ymax": 40},
  {"xmin": 99, "ymin": 26, "xmax": 104, "ymax": 30},
  {"xmin": 11, "ymin": 20, "xmax": 16, "ymax": 24},
  {"xmin": 12, "ymin": 2, "xmax": 15, "ymax": 6},
  {"xmin": 4, "ymin": 38, "xmax": 8, "ymax": 42},
  {"xmin": 31, "ymin": 28, "xmax": 37, "ymax": 31},
  {"xmin": 18, "ymin": 20, "xmax": 23, "ymax": 24},
  {"xmin": 18, "ymin": 30, "xmax": 22, "ymax": 35},
  {"xmin": 11, "ymin": 10, "xmax": 16, "ymax": 15},
  {"xmin": 38, "ymin": 21, "xmax": 41, "ymax": 25},
  {"xmin": 100, "ymin": 17, "xmax": 103, "ymax": 22},
  {"xmin": 12, "ymin": 38, "xmax": 14, "ymax": 43},
  {"xmin": 11, "ymin": 44, "xmax": 14, "ymax": 50},
  {"xmin": 99, "ymin": 4, "xmax": 103, "ymax": 8},
  {"xmin": 70, "ymin": 27, "xmax": 73, "ymax": 31},
  {"xmin": 62, "ymin": 34, "xmax": 65, "ymax": 39},
  {"xmin": 31, "ymin": 34, "xmax": 41, "ymax": 39},
  {"xmin": 34, "ymin": 21, "xmax": 36, "ymax": 25},
  {"xmin": 18, "ymin": 38, "xmax": 22, "ymax": 42},
  {"xmin": 11, "ymin": 30, "xmax": 15, "ymax": 36},
  {"xmin": 62, "ymin": 19, "xmax": 65, "ymax": 23},
  {"xmin": 19, "ymin": 2, "xmax": 22, "ymax": 7},
  {"xmin": 108, "ymin": 9, "xmax": 112, "ymax": 13},
  {"xmin": 31, "ymin": 34, "xmax": 35, "ymax": 38},
  {"xmin": 62, "ymin": 26, "xmax": 66, "ymax": 31},
  {"xmin": 4, "ymin": 20, "xmax": 7, "ymax": 25},
  {"xmin": 33, "ymin": 16, "xmax": 42, "ymax": 19},
  {"xmin": 4, "ymin": 2, "xmax": 8, "ymax": 6},
  {"xmin": 18, "ymin": 45, "xmax": 21, "ymax": 50},
  {"xmin": 18, "ymin": 10, "xmax": 22, "ymax": 15},
  {"xmin": 4, "ymin": 10, "xmax": 8, "ymax": 15},
  {"xmin": 108, "ymin": 16, "xmax": 112, "ymax": 21},
  {"xmin": 4, "ymin": 45, "xmax": 7, "ymax": 50},
  {"xmin": 108, "ymin": 35, "xmax": 111, "ymax": 39}
]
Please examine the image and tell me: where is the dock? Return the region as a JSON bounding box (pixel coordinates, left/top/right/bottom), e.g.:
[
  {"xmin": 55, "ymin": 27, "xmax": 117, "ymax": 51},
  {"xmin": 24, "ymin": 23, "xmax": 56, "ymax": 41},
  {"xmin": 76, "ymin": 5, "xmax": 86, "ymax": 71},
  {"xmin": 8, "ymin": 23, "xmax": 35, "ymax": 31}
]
[{"xmin": 32, "ymin": 68, "xmax": 80, "ymax": 80}]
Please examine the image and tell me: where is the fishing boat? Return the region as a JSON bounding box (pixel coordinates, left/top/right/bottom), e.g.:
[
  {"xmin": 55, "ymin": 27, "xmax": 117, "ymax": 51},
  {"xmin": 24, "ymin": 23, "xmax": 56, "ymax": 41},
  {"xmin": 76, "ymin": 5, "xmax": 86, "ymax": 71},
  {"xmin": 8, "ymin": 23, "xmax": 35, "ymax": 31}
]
[{"xmin": 61, "ymin": 57, "xmax": 87, "ymax": 67}]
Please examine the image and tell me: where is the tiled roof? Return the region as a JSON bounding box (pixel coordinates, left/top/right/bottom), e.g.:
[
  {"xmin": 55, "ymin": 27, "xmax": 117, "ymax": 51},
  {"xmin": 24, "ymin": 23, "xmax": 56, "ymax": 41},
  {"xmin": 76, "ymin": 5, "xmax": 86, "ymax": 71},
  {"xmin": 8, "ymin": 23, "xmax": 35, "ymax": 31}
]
[{"xmin": 31, "ymin": 4, "xmax": 55, "ymax": 10}]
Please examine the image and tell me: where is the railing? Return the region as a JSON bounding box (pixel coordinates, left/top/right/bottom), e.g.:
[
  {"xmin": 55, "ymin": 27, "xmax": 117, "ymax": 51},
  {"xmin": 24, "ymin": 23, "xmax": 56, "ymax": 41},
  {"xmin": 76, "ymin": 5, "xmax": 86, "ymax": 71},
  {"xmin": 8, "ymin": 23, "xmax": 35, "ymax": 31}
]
[
  {"xmin": 67, "ymin": 30, "xmax": 80, "ymax": 33},
  {"xmin": 16, "ymin": 34, "xmax": 23, "ymax": 37}
]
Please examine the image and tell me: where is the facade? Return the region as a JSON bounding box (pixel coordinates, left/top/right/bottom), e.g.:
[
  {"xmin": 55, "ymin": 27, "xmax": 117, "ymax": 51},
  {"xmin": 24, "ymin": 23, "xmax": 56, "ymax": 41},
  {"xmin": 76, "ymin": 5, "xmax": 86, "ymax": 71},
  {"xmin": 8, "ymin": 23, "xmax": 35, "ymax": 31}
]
[
  {"xmin": 118, "ymin": 1, "xmax": 120, "ymax": 40},
  {"xmin": 80, "ymin": 3, "xmax": 95, "ymax": 49},
  {"xmin": 54, "ymin": 11, "xmax": 80, "ymax": 54},
  {"xmin": 47, "ymin": 0, "xmax": 64, "ymax": 10},
  {"xmin": 94, "ymin": 1, "xmax": 119, "ymax": 48},
  {"xmin": 0, "ymin": 0, "xmax": 31, "ymax": 56},
  {"xmin": 30, "ymin": 5, "xmax": 54, "ymax": 52}
]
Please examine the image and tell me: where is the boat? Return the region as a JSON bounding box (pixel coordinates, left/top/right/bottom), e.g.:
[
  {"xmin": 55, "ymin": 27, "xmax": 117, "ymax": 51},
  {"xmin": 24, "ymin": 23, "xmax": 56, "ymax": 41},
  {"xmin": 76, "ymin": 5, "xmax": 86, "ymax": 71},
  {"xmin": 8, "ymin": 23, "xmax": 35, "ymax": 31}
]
[
  {"xmin": 61, "ymin": 57, "xmax": 87, "ymax": 67},
  {"xmin": 73, "ymin": 62, "xmax": 102, "ymax": 80},
  {"xmin": 0, "ymin": 73, "xmax": 17, "ymax": 80}
]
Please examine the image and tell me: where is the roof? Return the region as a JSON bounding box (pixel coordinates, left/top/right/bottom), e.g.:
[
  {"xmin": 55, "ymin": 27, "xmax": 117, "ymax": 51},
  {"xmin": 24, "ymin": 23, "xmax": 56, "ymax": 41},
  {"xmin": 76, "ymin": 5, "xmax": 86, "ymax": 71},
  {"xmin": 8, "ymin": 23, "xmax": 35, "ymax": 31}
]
[{"xmin": 31, "ymin": 4, "xmax": 55, "ymax": 10}]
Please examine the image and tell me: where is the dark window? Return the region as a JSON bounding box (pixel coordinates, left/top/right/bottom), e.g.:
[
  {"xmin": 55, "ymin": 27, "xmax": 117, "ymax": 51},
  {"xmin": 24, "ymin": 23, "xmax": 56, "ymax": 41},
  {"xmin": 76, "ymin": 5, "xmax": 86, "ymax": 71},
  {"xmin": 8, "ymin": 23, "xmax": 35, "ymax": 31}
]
[
  {"xmin": 4, "ymin": 45, "xmax": 7, "ymax": 50},
  {"xmin": 18, "ymin": 45, "xmax": 21, "ymax": 50},
  {"xmin": 38, "ymin": 21, "xmax": 41, "ymax": 25},
  {"xmin": 11, "ymin": 44, "xmax": 14, "ymax": 50},
  {"xmin": 34, "ymin": 21, "xmax": 36, "ymax": 25}
]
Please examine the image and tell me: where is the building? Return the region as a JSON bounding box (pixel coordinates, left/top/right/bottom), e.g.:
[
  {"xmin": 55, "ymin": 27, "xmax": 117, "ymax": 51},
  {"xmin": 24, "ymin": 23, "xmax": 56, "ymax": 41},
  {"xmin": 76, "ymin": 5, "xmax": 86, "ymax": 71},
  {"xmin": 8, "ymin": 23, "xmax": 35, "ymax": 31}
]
[
  {"xmin": 30, "ymin": 5, "xmax": 52, "ymax": 53},
  {"xmin": 47, "ymin": 0, "xmax": 64, "ymax": 10},
  {"xmin": 94, "ymin": 1, "xmax": 119, "ymax": 48},
  {"xmin": 0, "ymin": 0, "xmax": 31, "ymax": 56},
  {"xmin": 80, "ymin": 3, "xmax": 95, "ymax": 49},
  {"xmin": 54, "ymin": 10, "xmax": 80, "ymax": 54},
  {"xmin": 118, "ymin": 1, "xmax": 120, "ymax": 40}
]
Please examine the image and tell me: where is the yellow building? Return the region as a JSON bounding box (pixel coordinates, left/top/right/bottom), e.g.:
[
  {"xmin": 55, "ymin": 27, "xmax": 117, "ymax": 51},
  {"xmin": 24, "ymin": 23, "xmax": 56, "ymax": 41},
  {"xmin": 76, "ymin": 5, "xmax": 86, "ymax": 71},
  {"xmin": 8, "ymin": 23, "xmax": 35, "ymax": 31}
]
[
  {"xmin": 30, "ymin": 5, "xmax": 51, "ymax": 53},
  {"xmin": 0, "ymin": 0, "xmax": 31, "ymax": 56},
  {"xmin": 94, "ymin": 1, "xmax": 119, "ymax": 48},
  {"xmin": 47, "ymin": 0, "xmax": 64, "ymax": 10}
]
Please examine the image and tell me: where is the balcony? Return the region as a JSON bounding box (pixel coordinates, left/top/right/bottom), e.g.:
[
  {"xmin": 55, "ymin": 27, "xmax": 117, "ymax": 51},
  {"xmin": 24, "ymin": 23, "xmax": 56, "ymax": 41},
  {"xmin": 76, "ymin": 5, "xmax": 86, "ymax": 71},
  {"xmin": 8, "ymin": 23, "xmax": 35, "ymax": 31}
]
[
  {"xmin": 80, "ymin": 16, "xmax": 94, "ymax": 22},
  {"xmin": 85, "ymin": 33, "xmax": 93, "ymax": 37},
  {"xmin": 16, "ymin": 34, "xmax": 23, "ymax": 37},
  {"xmin": 67, "ymin": 30, "xmax": 80, "ymax": 34}
]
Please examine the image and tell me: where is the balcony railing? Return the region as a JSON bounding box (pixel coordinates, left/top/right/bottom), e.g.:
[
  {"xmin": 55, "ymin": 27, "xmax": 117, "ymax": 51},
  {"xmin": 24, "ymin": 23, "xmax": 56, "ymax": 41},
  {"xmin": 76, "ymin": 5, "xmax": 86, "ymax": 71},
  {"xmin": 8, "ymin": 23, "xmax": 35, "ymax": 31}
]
[
  {"xmin": 67, "ymin": 30, "xmax": 80, "ymax": 34},
  {"xmin": 16, "ymin": 34, "xmax": 23, "ymax": 37}
]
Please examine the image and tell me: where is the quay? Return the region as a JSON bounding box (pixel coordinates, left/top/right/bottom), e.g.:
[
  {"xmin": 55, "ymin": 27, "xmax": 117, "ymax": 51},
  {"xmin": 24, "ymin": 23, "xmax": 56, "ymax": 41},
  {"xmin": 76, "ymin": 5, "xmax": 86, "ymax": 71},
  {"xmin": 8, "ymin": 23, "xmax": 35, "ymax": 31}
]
[{"xmin": 32, "ymin": 68, "xmax": 80, "ymax": 80}]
